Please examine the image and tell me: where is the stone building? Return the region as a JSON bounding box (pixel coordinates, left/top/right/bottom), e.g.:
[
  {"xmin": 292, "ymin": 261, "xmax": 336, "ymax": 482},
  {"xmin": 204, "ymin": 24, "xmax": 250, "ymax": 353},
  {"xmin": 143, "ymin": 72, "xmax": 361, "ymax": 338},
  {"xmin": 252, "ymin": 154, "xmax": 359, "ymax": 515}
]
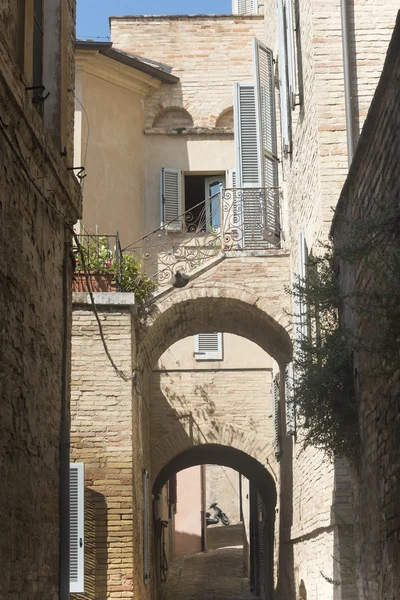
[
  {"xmin": 70, "ymin": 2, "xmax": 398, "ymax": 600},
  {"xmin": 0, "ymin": 1, "xmax": 81, "ymax": 599},
  {"xmin": 332, "ymin": 15, "xmax": 400, "ymax": 599}
]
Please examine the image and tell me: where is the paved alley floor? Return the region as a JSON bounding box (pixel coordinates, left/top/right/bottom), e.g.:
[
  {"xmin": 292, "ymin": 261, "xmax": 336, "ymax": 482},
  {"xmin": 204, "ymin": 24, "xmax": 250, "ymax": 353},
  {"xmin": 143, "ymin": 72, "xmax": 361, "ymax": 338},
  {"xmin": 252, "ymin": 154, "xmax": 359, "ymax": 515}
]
[{"xmin": 162, "ymin": 524, "xmax": 256, "ymax": 600}]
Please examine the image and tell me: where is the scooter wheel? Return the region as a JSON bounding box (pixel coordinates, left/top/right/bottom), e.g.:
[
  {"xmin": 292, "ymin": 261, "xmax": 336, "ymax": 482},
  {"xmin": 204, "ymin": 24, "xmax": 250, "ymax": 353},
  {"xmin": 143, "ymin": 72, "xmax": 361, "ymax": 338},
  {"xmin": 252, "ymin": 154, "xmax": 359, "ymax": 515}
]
[{"xmin": 221, "ymin": 514, "xmax": 230, "ymax": 526}]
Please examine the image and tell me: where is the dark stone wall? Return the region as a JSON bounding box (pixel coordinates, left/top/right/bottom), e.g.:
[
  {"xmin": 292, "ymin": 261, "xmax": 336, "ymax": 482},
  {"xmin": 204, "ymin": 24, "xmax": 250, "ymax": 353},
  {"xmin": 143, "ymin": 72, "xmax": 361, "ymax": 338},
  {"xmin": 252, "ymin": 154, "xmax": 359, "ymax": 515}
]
[{"xmin": 0, "ymin": 4, "xmax": 81, "ymax": 597}]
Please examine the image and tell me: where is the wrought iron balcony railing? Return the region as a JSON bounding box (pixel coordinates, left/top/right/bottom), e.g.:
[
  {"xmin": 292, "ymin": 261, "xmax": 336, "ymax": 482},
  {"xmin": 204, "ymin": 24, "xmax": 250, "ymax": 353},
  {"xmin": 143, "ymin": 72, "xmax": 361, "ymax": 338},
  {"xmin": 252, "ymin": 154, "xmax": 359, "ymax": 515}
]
[{"xmin": 123, "ymin": 187, "xmax": 281, "ymax": 288}]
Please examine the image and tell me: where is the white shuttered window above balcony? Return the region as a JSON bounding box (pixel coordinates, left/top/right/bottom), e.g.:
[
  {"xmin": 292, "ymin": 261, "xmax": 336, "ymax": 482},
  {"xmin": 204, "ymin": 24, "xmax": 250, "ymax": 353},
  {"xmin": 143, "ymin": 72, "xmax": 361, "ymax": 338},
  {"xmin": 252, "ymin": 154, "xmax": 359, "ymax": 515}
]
[
  {"xmin": 160, "ymin": 167, "xmax": 183, "ymax": 229},
  {"xmin": 70, "ymin": 463, "xmax": 84, "ymax": 594},
  {"xmin": 194, "ymin": 332, "xmax": 223, "ymax": 360}
]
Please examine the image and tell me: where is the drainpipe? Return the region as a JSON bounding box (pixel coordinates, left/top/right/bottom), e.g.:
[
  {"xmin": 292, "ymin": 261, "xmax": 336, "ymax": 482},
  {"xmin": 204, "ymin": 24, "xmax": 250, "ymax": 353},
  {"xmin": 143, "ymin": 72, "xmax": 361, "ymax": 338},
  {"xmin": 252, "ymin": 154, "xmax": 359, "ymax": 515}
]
[
  {"xmin": 60, "ymin": 234, "xmax": 71, "ymax": 599},
  {"xmin": 340, "ymin": 0, "xmax": 355, "ymax": 166}
]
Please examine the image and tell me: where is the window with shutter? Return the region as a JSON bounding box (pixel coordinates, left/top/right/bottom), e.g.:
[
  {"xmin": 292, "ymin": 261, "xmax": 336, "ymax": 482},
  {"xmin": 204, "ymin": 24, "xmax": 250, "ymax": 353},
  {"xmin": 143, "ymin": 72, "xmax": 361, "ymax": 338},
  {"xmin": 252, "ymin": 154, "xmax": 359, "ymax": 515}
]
[
  {"xmin": 253, "ymin": 38, "xmax": 280, "ymax": 245},
  {"xmin": 194, "ymin": 333, "xmax": 223, "ymax": 360},
  {"xmin": 70, "ymin": 463, "xmax": 84, "ymax": 594},
  {"xmin": 277, "ymin": 0, "xmax": 290, "ymax": 155},
  {"xmin": 298, "ymin": 232, "xmax": 308, "ymax": 338},
  {"xmin": 232, "ymin": 0, "xmax": 258, "ymax": 14},
  {"xmin": 285, "ymin": 0, "xmax": 297, "ymax": 108},
  {"xmin": 234, "ymin": 83, "xmax": 260, "ymax": 188},
  {"xmin": 285, "ymin": 362, "xmax": 296, "ymax": 435},
  {"xmin": 143, "ymin": 469, "xmax": 151, "ymax": 584},
  {"xmin": 160, "ymin": 168, "xmax": 183, "ymax": 230},
  {"xmin": 272, "ymin": 374, "xmax": 282, "ymax": 458}
]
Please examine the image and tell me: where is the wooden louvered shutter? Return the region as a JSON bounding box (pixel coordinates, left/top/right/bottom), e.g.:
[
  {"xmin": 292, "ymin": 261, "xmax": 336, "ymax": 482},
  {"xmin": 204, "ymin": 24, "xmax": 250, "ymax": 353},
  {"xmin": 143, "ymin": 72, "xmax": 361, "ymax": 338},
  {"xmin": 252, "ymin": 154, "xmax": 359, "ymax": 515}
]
[
  {"xmin": 143, "ymin": 469, "xmax": 151, "ymax": 584},
  {"xmin": 253, "ymin": 38, "xmax": 280, "ymax": 245},
  {"xmin": 285, "ymin": 362, "xmax": 296, "ymax": 435},
  {"xmin": 277, "ymin": 0, "xmax": 290, "ymax": 154},
  {"xmin": 298, "ymin": 232, "xmax": 308, "ymax": 337},
  {"xmin": 285, "ymin": 0, "xmax": 297, "ymax": 108},
  {"xmin": 194, "ymin": 332, "xmax": 223, "ymax": 360},
  {"xmin": 272, "ymin": 374, "xmax": 282, "ymax": 458},
  {"xmin": 70, "ymin": 463, "xmax": 84, "ymax": 593},
  {"xmin": 233, "ymin": 0, "xmax": 258, "ymax": 13},
  {"xmin": 160, "ymin": 168, "xmax": 183, "ymax": 229},
  {"xmin": 234, "ymin": 83, "xmax": 260, "ymax": 188}
]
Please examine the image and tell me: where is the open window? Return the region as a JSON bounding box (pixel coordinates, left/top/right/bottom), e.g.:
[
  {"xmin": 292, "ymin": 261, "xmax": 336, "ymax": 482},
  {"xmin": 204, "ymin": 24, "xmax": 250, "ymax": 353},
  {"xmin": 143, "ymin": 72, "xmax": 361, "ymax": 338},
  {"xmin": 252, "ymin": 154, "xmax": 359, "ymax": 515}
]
[
  {"xmin": 194, "ymin": 333, "xmax": 223, "ymax": 360},
  {"xmin": 160, "ymin": 169, "xmax": 225, "ymax": 232}
]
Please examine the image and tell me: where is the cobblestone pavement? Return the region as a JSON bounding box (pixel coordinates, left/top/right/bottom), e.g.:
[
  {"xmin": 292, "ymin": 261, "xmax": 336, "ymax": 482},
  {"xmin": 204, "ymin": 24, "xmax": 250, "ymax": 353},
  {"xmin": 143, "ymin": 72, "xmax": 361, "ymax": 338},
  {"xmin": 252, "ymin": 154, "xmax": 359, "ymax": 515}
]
[{"xmin": 162, "ymin": 524, "xmax": 256, "ymax": 600}]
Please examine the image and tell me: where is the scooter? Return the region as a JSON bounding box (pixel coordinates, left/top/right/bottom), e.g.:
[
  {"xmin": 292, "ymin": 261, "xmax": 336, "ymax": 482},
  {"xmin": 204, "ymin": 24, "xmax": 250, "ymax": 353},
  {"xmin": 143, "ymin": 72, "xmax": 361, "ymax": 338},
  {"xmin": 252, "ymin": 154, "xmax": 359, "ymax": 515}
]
[{"xmin": 206, "ymin": 502, "xmax": 230, "ymax": 526}]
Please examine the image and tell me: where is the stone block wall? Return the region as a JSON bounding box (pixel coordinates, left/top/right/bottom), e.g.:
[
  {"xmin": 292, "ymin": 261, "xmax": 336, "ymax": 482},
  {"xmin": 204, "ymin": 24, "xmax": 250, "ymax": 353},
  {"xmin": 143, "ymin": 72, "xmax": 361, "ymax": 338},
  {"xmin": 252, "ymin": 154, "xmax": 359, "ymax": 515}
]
[
  {"xmin": 333, "ymin": 15, "xmax": 400, "ymax": 598},
  {"xmin": 0, "ymin": 3, "xmax": 81, "ymax": 598}
]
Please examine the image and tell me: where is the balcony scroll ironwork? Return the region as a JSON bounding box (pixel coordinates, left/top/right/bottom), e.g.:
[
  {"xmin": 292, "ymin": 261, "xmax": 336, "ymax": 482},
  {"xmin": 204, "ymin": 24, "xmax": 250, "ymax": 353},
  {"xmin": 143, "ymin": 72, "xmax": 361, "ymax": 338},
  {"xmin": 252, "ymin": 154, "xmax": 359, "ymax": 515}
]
[{"xmin": 123, "ymin": 187, "xmax": 281, "ymax": 289}]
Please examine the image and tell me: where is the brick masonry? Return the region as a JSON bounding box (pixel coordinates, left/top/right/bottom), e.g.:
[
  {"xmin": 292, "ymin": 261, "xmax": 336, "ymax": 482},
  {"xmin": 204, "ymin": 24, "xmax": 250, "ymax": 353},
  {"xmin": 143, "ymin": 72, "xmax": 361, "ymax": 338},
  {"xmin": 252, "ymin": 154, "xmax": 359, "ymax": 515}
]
[
  {"xmin": 111, "ymin": 15, "xmax": 265, "ymax": 129},
  {"xmin": 333, "ymin": 15, "xmax": 400, "ymax": 599},
  {"xmin": 0, "ymin": 3, "xmax": 81, "ymax": 599}
]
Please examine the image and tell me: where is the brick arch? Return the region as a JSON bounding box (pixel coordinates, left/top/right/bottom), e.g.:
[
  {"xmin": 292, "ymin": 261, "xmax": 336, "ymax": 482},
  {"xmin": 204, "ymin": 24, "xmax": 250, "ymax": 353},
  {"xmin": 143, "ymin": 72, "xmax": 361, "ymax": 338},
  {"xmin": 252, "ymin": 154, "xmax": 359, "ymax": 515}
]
[
  {"xmin": 151, "ymin": 424, "xmax": 278, "ymax": 493},
  {"xmin": 152, "ymin": 106, "xmax": 194, "ymax": 128},
  {"xmin": 152, "ymin": 444, "xmax": 277, "ymax": 510},
  {"xmin": 215, "ymin": 106, "xmax": 234, "ymax": 128},
  {"xmin": 139, "ymin": 285, "xmax": 292, "ymax": 372}
]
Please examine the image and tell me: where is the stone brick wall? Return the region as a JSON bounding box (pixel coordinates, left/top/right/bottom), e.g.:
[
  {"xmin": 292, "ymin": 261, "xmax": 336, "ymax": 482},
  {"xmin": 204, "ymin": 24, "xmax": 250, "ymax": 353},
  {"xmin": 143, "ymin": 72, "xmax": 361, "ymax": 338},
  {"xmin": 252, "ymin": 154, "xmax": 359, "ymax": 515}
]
[
  {"xmin": 333, "ymin": 15, "xmax": 400, "ymax": 599},
  {"xmin": 0, "ymin": 3, "xmax": 81, "ymax": 598},
  {"xmin": 149, "ymin": 368, "xmax": 276, "ymax": 479},
  {"xmin": 111, "ymin": 15, "xmax": 265, "ymax": 128},
  {"xmin": 70, "ymin": 297, "xmax": 139, "ymax": 600}
]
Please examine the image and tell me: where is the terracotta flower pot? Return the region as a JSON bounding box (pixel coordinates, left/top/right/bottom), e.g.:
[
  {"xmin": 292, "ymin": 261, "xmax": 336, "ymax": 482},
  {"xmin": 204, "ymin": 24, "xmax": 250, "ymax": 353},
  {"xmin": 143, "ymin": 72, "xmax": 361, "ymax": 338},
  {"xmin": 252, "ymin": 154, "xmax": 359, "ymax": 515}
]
[{"xmin": 72, "ymin": 271, "xmax": 116, "ymax": 293}]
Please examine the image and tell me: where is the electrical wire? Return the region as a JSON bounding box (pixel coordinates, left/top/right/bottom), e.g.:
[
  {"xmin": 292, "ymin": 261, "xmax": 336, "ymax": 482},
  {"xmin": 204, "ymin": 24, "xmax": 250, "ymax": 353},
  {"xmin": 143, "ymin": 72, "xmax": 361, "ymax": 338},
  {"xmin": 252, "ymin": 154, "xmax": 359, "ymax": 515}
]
[{"xmin": 72, "ymin": 231, "xmax": 137, "ymax": 382}]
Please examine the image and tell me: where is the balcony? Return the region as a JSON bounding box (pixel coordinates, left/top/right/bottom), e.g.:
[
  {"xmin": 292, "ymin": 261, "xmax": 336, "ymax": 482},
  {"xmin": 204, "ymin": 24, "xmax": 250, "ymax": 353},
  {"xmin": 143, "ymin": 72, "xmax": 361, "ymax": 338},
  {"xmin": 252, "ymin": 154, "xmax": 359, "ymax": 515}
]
[{"xmin": 73, "ymin": 187, "xmax": 282, "ymax": 293}]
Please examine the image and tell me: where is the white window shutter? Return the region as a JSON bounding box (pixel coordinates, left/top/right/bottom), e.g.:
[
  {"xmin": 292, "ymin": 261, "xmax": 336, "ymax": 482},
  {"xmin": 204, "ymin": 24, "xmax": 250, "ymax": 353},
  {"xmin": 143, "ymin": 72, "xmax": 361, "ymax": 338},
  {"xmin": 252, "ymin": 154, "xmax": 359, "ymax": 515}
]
[
  {"xmin": 194, "ymin": 333, "xmax": 223, "ymax": 360},
  {"xmin": 272, "ymin": 374, "xmax": 282, "ymax": 458},
  {"xmin": 233, "ymin": 0, "xmax": 258, "ymax": 14},
  {"xmin": 285, "ymin": 0, "xmax": 297, "ymax": 108},
  {"xmin": 160, "ymin": 168, "xmax": 183, "ymax": 229},
  {"xmin": 285, "ymin": 362, "xmax": 296, "ymax": 435},
  {"xmin": 277, "ymin": 0, "xmax": 290, "ymax": 155},
  {"xmin": 298, "ymin": 232, "xmax": 308, "ymax": 337},
  {"xmin": 253, "ymin": 38, "xmax": 280, "ymax": 245},
  {"xmin": 234, "ymin": 83, "xmax": 261, "ymax": 188},
  {"xmin": 70, "ymin": 463, "xmax": 84, "ymax": 594},
  {"xmin": 226, "ymin": 169, "xmax": 237, "ymax": 188},
  {"xmin": 143, "ymin": 469, "xmax": 151, "ymax": 584}
]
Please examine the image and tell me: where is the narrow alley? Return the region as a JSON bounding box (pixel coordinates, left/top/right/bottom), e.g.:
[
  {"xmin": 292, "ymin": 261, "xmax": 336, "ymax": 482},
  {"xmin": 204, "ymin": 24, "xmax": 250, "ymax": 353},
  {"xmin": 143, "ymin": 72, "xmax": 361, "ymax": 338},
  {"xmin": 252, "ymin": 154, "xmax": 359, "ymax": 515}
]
[{"xmin": 162, "ymin": 524, "xmax": 256, "ymax": 600}]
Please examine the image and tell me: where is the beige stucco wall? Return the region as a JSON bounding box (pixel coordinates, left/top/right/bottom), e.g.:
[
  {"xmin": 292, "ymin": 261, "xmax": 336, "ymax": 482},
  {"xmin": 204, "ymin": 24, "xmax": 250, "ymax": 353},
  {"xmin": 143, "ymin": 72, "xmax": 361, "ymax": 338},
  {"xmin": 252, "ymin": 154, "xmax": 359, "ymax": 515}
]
[
  {"xmin": 75, "ymin": 58, "xmax": 147, "ymax": 248},
  {"xmin": 144, "ymin": 135, "xmax": 235, "ymax": 232},
  {"xmin": 159, "ymin": 334, "xmax": 272, "ymax": 370},
  {"xmin": 175, "ymin": 467, "xmax": 203, "ymax": 556}
]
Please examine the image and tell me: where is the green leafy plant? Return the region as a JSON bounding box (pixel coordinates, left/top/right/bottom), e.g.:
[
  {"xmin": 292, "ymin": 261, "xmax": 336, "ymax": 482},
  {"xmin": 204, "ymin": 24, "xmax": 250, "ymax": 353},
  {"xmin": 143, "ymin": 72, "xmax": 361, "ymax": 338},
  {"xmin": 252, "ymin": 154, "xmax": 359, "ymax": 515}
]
[
  {"xmin": 76, "ymin": 235, "xmax": 156, "ymax": 301},
  {"xmin": 291, "ymin": 247, "xmax": 359, "ymax": 461}
]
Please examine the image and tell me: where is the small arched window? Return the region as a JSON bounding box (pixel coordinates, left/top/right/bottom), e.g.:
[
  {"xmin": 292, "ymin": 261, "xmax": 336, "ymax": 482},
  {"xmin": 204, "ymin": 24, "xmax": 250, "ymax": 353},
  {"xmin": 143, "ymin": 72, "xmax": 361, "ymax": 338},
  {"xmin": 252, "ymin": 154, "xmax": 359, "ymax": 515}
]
[{"xmin": 153, "ymin": 107, "xmax": 194, "ymax": 129}]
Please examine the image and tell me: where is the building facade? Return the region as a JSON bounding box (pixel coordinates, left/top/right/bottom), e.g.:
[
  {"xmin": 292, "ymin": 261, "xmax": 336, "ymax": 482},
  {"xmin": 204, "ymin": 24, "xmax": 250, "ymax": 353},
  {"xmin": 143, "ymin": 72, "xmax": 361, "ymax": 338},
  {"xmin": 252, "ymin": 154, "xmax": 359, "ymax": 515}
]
[
  {"xmin": 70, "ymin": 2, "xmax": 398, "ymax": 600},
  {"xmin": 0, "ymin": 1, "xmax": 81, "ymax": 598}
]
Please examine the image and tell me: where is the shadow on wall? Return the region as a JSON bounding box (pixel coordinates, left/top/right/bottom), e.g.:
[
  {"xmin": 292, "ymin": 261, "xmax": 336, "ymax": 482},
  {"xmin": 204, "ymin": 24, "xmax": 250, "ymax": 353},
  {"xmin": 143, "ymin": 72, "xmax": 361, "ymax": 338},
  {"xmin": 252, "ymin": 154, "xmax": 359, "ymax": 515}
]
[{"xmin": 71, "ymin": 488, "xmax": 108, "ymax": 600}]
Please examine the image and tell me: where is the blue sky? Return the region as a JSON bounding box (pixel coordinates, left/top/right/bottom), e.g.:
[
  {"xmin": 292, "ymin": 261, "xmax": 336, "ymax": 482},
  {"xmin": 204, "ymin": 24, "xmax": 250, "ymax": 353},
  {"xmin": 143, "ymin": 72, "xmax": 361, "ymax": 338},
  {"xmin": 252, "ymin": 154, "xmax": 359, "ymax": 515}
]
[{"xmin": 77, "ymin": 0, "xmax": 231, "ymax": 40}]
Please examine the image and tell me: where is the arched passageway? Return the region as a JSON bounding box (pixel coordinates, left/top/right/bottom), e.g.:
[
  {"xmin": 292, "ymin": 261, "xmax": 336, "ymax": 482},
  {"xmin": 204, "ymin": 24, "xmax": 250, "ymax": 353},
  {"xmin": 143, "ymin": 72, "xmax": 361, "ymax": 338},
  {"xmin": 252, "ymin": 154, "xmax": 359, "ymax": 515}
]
[{"xmin": 153, "ymin": 445, "xmax": 277, "ymax": 600}]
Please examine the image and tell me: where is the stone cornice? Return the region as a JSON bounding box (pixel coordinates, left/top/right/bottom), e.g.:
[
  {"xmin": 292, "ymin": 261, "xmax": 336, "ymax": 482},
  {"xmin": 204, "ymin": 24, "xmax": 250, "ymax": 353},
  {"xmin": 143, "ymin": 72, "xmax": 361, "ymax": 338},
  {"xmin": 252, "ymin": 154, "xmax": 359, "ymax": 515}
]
[{"xmin": 76, "ymin": 50, "xmax": 161, "ymax": 96}]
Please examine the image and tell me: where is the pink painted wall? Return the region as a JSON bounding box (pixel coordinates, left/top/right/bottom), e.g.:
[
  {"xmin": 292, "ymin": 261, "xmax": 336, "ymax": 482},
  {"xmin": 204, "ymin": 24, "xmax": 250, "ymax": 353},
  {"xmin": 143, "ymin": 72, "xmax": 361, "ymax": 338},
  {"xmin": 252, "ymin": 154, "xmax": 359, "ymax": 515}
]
[{"xmin": 174, "ymin": 466, "xmax": 203, "ymax": 556}]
